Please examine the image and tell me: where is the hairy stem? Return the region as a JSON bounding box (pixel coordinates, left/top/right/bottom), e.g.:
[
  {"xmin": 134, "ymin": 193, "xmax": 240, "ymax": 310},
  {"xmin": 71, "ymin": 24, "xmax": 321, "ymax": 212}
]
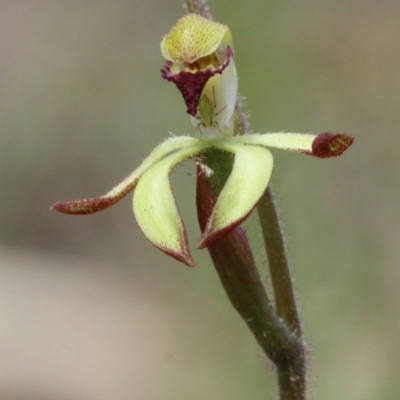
[
  {"xmin": 257, "ymin": 186, "xmax": 302, "ymax": 335},
  {"xmin": 197, "ymin": 166, "xmax": 306, "ymax": 400},
  {"xmin": 185, "ymin": 0, "xmax": 306, "ymax": 398},
  {"xmin": 196, "ymin": 150, "xmax": 306, "ymax": 399},
  {"xmin": 182, "ymin": 0, "xmax": 213, "ymax": 19}
]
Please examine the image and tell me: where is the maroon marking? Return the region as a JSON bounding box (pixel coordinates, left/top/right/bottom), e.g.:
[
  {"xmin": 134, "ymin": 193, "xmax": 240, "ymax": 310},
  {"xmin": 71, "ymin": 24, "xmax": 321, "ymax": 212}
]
[
  {"xmin": 161, "ymin": 46, "xmax": 233, "ymax": 116},
  {"xmin": 306, "ymin": 132, "xmax": 354, "ymax": 158},
  {"xmin": 51, "ymin": 181, "xmax": 136, "ymax": 215},
  {"xmin": 153, "ymin": 235, "xmax": 195, "ymax": 267},
  {"xmin": 51, "ymin": 197, "xmax": 118, "ymax": 215},
  {"xmin": 197, "ymin": 189, "xmax": 266, "ymax": 250}
]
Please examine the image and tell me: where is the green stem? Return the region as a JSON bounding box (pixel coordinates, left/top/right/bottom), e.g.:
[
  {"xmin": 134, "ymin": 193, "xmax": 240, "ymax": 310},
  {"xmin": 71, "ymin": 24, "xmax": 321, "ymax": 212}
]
[
  {"xmin": 182, "ymin": 0, "xmax": 213, "ymax": 18},
  {"xmin": 257, "ymin": 186, "xmax": 302, "ymax": 335},
  {"xmin": 196, "ymin": 149, "xmax": 306, "ymax": 399},
  {"xmin": 196, "ymin": 165, "xmax": 305, "ymax": 390},
  {"xmin": 184, "ymin": 0, "xmax": 306, "ymax": 398}
]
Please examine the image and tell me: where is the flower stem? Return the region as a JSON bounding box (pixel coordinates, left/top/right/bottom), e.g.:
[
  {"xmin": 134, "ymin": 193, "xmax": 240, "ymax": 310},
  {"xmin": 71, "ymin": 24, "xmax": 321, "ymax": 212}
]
[
  {"xmin": 257, "ymin": 186, "xmax": 302, "ymax": 335},
  {"xmin": 184, "ymin": 0, "xmax": 306, "ymax": 398},
  {"xmin": 182, "ymin": 0, "xmax": 213, "ymax": 19},
  {"xmin": 197, "ymin": 163, "xmax": 302, "ymax": 366},
  {"xmin": 196, "ymin": 164, "xmax": 306, "ymax": 400}
]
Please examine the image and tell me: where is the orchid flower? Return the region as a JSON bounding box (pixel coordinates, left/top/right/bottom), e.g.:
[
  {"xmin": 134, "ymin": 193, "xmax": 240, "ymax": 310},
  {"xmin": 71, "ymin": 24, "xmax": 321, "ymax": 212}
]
[{"xmin": 52, "ymin": 14, "xmax": 353, "ymax": 267}]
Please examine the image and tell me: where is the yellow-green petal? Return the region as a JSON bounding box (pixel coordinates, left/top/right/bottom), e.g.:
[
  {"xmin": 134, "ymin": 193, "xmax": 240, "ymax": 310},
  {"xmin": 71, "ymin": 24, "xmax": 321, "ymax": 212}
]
[
  {"xmin": 161, "ymin": 14, "xmax": 229, "ymax": 63},
  {"xmin": 233, "ymin": 133, "xmax": 317, "ymax": 153},
  {"xmin": 52, "ymin": 136, "xmax": 200, "ymax": 215},
  {"xmin": 232, "ymin": 132, "xmax": 353, "ymax": 158},
  {"xmin": 197, "ymin": 143, "xmax": 273, "ymax": 249},
  {"xmin": 133, "ymin": 144, "xmax": 205, "ymax": 266},
  {"xmin": 105, "ymin": 136, "xmax": 199, "ymax": 197}
]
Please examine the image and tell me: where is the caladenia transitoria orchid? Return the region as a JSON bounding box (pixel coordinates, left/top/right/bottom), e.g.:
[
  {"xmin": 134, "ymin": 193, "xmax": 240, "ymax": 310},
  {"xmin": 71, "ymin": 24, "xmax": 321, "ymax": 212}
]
[
  {"xmin": 52, "ymin": 7, "xmax": 353, "ymax": 400},
  {"xmin": 52, "ymin": 14, "xmax": 353, "ymax": 267}
]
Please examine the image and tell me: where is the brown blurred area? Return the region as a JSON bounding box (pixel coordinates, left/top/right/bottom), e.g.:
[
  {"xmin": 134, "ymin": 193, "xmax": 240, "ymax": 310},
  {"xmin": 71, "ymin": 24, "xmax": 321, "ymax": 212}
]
[{"xmin": 1, "ymin": 1, "xmax": 399, "ymax": 399}]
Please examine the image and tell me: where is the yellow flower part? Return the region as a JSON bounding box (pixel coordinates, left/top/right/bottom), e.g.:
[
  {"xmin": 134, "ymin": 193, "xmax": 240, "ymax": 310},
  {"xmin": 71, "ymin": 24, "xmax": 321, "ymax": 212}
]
[
  {"xmin": 53, "ymin": 14, "xmax": 354, "ymax": 267},
  {"xmin": 161, "ymin": 14, "xmax": 231, "ymax": 63},
  {"xmin": 161, "ymin": 14, "xmax": 237, "ymax": 137}
]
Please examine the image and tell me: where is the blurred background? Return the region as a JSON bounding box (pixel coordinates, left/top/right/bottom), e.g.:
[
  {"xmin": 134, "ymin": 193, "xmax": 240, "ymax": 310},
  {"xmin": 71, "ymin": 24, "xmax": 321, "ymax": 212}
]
[{"xmin": 1, "ymin": 0, "xmax": 399, "ymax": 399}]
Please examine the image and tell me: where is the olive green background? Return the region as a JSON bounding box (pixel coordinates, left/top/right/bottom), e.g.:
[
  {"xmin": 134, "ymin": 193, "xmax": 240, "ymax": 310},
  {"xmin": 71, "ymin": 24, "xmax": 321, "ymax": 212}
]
[{"xmin": 1, "ymin": 1, "xmax": 399, "ymax": 399}]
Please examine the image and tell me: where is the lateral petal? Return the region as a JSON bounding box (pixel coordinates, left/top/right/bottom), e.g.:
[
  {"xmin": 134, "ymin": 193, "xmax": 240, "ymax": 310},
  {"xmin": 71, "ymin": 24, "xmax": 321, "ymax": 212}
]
[
  {"xmin": 198, "ymin": 143, "xmax": 273, "ymax": 249},
  {"xmin": 133, "ymin": 144, "xmax": 205, "ymax": 267},
  {"xmin": 233, "ymin": 132, "xmax": 353, "ymax": 157},
  {"xmin": 51, "ymin": 136, "xmax": 199, "ymax": 214}
]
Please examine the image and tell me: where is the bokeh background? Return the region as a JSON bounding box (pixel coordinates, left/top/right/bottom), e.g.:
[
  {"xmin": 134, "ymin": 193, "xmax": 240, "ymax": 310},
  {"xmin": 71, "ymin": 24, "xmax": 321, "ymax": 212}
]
[{"xmin": 1, "ymin": 1, "xmax": 399, "ymax": 399}]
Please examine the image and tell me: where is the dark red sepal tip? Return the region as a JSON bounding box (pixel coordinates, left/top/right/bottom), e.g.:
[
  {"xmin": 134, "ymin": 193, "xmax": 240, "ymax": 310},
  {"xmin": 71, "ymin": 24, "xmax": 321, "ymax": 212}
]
[
  {"xmin": 51, "ymin": 197, "xmax": 118, "ymax": 215},
  {"xmin": 308, "ymin": 132, "xmax": 354, "ymax": 158}
]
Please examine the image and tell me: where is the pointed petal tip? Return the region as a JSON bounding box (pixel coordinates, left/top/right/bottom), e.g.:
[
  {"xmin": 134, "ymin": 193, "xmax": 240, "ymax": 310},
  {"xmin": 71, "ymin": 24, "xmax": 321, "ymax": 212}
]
[
  {"xmin": 196, "ymin": 218, "xmax": 244, "ymax": 250},
  {"xmin": 310, "ymin": 132, "xmax": 354, "ymax": 158},
  {"xmin": 196, "ymin": 238, "xmax": 209, "ymax": 250},
  {"xmin": 197, "ymin": 143, "xmax": 272, "ymax": 250},
  {"xmin": 147, "ymin": 221, "xmax": 195, "ymax": 267},
  {"xmin": 196, "ymin": 236, "xmax": 208, "ymax": 250},
  {"xmin": 197, "ymin": 226, "xmax": 226, "ymax": 249},
  {"xmin": 160, "ymin": 246, "xmax": 195, "ymax": 267},
  {"xmin": 132, "ymin": 145, "xmax": 205, "ymax": 268},
  {"xmin": 179, "ymin": 252, "xmax": 195, "ymax": 268}
]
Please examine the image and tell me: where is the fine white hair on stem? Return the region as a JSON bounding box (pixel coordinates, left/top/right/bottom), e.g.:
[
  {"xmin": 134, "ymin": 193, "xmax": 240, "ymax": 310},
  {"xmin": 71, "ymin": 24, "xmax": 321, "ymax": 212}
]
[{"xmin": 182, "ymin": 0, "xmax": 213, "ymax": 19}]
